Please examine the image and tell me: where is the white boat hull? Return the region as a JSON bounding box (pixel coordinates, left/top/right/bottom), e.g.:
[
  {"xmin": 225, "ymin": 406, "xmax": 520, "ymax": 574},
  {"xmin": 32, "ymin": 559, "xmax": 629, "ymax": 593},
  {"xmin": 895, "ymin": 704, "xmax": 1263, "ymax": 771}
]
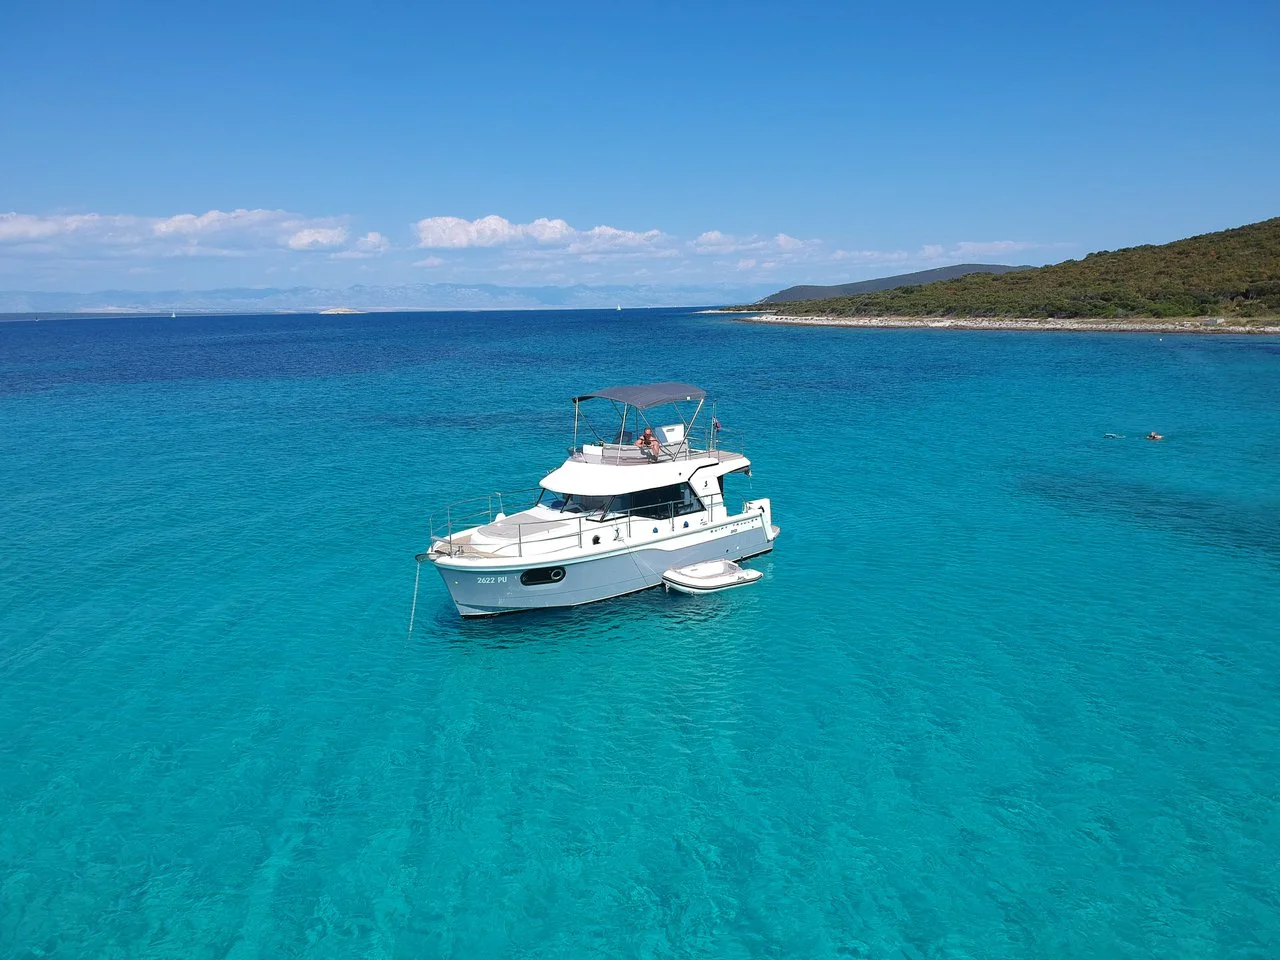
[{"xmin": 432, "ymin": 508, "xmax": 776, "ymax": 616}]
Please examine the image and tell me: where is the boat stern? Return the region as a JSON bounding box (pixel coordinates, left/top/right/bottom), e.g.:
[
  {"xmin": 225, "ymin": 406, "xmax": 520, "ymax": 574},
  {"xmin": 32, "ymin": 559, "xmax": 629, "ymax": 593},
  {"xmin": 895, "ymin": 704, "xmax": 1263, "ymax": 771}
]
[{"xmin": 743, "ymin": 498, "xmax": 779, "ymax": 541}]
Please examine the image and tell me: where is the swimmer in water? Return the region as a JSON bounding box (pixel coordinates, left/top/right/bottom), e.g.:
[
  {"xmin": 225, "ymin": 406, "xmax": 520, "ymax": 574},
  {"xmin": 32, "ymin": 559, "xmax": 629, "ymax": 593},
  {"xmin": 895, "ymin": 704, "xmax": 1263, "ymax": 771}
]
[{"xmin": 1146, "ymin": 431, "xmax": 1164, "ymax": 441}]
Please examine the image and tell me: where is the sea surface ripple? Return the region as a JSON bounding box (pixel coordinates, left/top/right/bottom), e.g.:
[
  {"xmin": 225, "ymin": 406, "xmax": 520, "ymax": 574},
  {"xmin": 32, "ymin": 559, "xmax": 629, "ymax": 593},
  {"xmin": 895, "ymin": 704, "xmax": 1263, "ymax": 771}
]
[{"xmin": 2, "ymin": 310, "xmax": 1278, "ymax": 958}]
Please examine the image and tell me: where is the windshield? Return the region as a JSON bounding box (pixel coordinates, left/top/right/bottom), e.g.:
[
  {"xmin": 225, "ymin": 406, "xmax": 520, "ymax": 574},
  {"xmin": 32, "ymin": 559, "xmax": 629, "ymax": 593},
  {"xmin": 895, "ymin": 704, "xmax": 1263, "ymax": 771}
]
[
  {"xmin": 539, "ymin": 484, "xmax": 705, "ymax": 520},
  {"xmin": 541, "ymin": 491, "xmax": 613, "ymax": 516}
]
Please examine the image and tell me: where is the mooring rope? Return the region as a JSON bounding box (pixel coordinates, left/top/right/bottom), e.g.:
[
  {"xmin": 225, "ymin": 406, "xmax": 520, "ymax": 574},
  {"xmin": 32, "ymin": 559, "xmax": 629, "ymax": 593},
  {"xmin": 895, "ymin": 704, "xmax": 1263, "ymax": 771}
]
[{"xmin": 407, "ymin": 560, "xmax": 422, "ymax": 639}]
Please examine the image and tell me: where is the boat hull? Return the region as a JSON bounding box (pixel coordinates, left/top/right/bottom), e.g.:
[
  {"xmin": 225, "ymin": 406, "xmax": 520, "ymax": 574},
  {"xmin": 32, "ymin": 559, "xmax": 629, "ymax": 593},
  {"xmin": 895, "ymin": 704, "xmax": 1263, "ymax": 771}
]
[{"xmin": 432, "ymin": 523, "xmax": 774, "ymax": 617}]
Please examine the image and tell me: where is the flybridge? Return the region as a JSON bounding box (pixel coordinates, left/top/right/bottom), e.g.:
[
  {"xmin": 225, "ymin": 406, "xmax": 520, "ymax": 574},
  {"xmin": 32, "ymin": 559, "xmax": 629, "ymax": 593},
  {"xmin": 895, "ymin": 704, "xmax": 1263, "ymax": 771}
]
[{"xmin": 571, "ymin": 381, "xmax": 736, "ymax": 467}]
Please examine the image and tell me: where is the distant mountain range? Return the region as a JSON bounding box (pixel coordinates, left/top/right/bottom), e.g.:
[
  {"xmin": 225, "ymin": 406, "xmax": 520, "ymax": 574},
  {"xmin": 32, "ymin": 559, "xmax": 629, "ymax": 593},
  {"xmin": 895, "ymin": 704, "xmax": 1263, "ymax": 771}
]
[
  {"xmin": 0, "ymin": 282, "xmax": 777, "ymax": 315},
  {"xmin": 760, "ymin": 264, "xmax": 1032, "ymax": 304}
]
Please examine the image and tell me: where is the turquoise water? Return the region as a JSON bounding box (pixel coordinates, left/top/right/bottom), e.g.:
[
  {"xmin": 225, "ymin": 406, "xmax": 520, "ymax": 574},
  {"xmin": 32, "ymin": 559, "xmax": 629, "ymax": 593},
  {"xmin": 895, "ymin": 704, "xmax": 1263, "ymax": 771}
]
[{"xmin": 2, "ymin": 310, "xmax": 1278, "ymax": 958}]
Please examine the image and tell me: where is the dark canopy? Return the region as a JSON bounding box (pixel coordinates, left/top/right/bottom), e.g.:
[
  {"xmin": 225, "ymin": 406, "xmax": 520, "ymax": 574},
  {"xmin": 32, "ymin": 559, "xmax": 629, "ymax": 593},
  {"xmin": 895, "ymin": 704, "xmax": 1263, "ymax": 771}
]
[{"xmin": 573, "ymin": 382, "xmax": 706, "ymax": 409}]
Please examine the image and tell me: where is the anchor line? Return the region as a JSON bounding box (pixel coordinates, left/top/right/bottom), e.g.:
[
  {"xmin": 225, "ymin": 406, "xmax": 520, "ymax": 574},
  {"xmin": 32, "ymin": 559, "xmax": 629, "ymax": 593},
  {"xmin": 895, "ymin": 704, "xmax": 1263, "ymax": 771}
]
[{"xmin": 407, "ymin": 559, "xmax": 422, "ymax": 639}]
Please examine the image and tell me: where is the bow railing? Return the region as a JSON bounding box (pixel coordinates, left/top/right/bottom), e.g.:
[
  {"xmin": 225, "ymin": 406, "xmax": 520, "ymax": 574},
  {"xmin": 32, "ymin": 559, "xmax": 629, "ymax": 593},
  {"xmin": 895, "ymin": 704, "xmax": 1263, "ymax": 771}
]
[{"xmin": 427, "ymin": 491, "xmax": 737, "ymax": 559}]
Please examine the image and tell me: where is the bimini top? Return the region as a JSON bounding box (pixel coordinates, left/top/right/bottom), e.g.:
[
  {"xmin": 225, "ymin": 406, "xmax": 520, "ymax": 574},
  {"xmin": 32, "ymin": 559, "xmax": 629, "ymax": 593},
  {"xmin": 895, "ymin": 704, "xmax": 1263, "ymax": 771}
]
[{"xmin": 573, "ymin": 381, "xmax": 705, "ymax": 409}]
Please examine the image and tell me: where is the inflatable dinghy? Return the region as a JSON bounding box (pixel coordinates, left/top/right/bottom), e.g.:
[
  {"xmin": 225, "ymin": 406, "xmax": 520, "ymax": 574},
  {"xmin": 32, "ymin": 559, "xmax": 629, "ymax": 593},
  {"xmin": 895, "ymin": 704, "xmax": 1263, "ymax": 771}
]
[{"xmin": 662, "ymin": 559, "xmax": 762, "ymax": 595}]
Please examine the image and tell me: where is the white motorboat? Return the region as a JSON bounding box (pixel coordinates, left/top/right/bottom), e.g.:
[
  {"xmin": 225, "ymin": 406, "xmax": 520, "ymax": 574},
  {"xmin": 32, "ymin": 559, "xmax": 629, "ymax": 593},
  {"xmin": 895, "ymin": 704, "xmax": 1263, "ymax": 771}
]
[
  {"xmin": 662, "ymin": 559, "xmax": 762, "ymax": 595},
  {"xmin": 421, "ymin": 381, "xmax": 780, "ymax": 617}
]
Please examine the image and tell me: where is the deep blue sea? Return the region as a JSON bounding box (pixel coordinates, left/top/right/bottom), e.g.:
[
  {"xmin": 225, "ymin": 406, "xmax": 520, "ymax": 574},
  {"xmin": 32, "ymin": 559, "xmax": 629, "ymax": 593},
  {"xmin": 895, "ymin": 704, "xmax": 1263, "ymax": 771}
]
[{"xmin": 2, "ymin": 309, "xmax": 1278, "ymax": 959}]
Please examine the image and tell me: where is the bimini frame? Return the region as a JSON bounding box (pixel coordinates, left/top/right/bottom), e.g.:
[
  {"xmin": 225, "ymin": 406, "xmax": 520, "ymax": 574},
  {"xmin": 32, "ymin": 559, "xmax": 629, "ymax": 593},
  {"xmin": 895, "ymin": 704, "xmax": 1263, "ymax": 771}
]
[{"xmin": 572, "ymin": 382, "xmax": 708, "ymax": 464}]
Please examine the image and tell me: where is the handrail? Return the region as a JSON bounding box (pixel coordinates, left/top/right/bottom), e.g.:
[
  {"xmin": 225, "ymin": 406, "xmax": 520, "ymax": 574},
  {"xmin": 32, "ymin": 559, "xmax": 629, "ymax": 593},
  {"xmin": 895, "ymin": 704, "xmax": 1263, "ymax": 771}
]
[
  {"xmin": 427, "ymin": 487, "xmax": 543, "ymax": 551},
  {"xmin": 708, "ymin": 426, "xmax": 746, "ymax": 456},
  {"xmin": 428, "ymin": 491, "xmax": 730, "ymax": 558},
  {"xmin": 574, "ymin": 443, "xmax": 705, "ymax": 465},
  {"xmin": 571, "ymin": 437, "xmax": 747, "ymax": 465}
]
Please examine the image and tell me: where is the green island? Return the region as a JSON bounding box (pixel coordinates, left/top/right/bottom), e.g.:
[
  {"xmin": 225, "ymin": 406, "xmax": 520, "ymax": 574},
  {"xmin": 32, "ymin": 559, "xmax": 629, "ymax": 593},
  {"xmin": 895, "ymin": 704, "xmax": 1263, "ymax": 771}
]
[{"xmin": 731, "ymin": 217, "xmax": 1279, "ymax": 327}]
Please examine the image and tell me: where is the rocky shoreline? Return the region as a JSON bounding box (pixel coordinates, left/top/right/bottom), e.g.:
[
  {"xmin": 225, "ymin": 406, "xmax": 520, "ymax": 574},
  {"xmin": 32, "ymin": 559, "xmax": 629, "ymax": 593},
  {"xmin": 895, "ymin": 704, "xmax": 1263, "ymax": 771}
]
[{"xmin": 735, "ymin": 313, "xmax": 1280, "ymax": 334}]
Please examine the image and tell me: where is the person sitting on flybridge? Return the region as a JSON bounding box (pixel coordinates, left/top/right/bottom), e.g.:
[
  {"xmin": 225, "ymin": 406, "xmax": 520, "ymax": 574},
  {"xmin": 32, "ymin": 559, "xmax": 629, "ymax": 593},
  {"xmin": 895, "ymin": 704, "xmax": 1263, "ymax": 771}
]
[{"xmin": 636, "ymin": 426, "xmax": 661, "ymax": 458}]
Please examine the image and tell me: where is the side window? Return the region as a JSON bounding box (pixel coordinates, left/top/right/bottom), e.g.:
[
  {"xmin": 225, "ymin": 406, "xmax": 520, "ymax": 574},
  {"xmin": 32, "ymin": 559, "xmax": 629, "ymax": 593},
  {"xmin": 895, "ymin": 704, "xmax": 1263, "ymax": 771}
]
[
  {"xmin": 614, "ymin": 483, "xmax": 706, "ymax": 522},
  {"xmin": 622, "ymin": 483, "xmax": 705, "ymax": 519},
  {"xmin": 628, "ymin": 485, "xmax": 674, "ymax": 519},
  {"xmin": 674, "ymin": 483, "xmax": 704, "ymax": 516}
]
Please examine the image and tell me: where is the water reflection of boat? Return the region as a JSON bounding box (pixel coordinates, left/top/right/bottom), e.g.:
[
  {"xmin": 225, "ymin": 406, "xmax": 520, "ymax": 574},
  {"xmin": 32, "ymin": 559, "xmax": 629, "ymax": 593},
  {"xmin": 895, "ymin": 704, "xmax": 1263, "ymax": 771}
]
[{"xmin": 422, "ymin": 381, "xmax": 779, "ymax": 617}]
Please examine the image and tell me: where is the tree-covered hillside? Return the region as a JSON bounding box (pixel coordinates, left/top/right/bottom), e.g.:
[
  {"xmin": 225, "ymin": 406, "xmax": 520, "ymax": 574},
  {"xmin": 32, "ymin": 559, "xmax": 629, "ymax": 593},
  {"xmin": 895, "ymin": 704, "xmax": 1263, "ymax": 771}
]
[
  {"xmin": 758, "ymin": 218, "xmax": 1280, "ymax": 319},
  {"xmin": 761, "ymin": 263, "xmax": 1029, "ymax": 303}
]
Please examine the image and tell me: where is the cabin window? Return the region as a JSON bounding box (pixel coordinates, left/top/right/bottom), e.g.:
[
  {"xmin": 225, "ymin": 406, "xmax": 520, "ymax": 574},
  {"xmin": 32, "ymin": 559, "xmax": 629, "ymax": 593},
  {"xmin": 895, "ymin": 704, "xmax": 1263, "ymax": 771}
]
[
  {"xmin": 620, "ymin": 483, "xmax": 703, "ymax": 519},
  {"xmin": 674, "ymin": 483, "xmax": 704, "ymax": 516},
  {"xmin": 543, "ymin": 491, "xmax": 612, "ymax": 515},
  {"xmin": 542, "ymin": 484, "xmax": 704, "ymax": 520}
]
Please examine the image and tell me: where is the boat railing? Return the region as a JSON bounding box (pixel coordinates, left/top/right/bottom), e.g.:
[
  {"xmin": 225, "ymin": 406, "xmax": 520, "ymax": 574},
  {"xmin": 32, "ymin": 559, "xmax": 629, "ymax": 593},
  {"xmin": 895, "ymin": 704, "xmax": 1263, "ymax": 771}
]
[
  {"xmin": 573, "ymin": 427, "xmax": 746, "ymax": 465},
  {"xmin": 707, "ymin": 425, "xmax": 746, "ymax": 456},
  {"xmin": 427, "ymin": 487, "xmax": 542, "ymax": 553},
  {"xmin": 574, "ymin": 442, "xmax": 704, "ymax": 466},
  {"xmin": 430, "ymin": 491, "xmax": 735, "ymax": 559}
]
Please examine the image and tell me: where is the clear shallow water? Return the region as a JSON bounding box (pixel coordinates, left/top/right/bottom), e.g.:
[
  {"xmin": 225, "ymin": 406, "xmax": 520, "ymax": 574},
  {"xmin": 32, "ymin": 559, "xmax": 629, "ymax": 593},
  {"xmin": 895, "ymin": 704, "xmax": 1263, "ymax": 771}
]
[{"xmin": 2, "ymin": 310, "xmax": 1278, "ymax": 959}]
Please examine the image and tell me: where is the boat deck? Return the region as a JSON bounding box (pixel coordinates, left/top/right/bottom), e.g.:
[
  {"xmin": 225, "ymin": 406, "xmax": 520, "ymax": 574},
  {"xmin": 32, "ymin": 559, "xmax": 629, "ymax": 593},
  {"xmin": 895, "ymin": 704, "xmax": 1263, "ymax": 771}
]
[
  {"xmin": 433, "ymin": 514, "xmax": 586, "ymax": 559},
  {"xmin": 573, "ymin": 445, "xmax": 743, "ymax": 466}
]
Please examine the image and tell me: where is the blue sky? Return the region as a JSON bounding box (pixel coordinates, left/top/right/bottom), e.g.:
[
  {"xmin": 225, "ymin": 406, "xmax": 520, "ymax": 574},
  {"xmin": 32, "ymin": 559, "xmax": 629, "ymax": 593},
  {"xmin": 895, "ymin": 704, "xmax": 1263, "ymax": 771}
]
[{"xmin": 2, "ymin": 0, "xmax": 1277, "ymax": 294}]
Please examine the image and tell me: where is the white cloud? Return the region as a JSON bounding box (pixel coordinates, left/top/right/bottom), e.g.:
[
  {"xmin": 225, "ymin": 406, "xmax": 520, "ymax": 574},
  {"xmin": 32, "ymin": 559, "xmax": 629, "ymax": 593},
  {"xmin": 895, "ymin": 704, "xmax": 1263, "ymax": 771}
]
[
  {"xmin": 691, "ymin": 230, "xmax": 815, "ymax": 256},
  {"xmin": 828, "ymin": 240, "xmax": 1042, "ymax": 267},
  {"xmin": 0, "ymin": 212, "xmax": 100, "ymax": 242},
  {"xmin": 414, "ymin": 215, "xmax": 517, "ymax": 248},
  {"xmin": 413, "ymin": 214, "xmax": 664, "ymax": 254},
  {"xmin": 414, "ymin": 214, "xmax": 575, "ymax": 248},
  {"xmin": 830, "ymin": 248, "xmax": 913, "ymax": 264},
  {"xmin": 152, "ymin": 208, "xmax": 285, "ymax": 238},
  {"xmin": 950, "ymin": 240, "xmax": 1037, "ymax": 258},
  {"xmin": 523, "ymin": 218, "xmax": 574, "ymax": 243},
  {"xmin": 1, "ymin": 206, "xmax": 1066, "ymax": 290},
  {"xmin": 568, "ymin": 224, "xmax": 663, "ymax": 253},
  {"xmin": 0, "ymin": 209, "xmax": 418, "ymax": 266},
  {"xmin": 286, "ymin": 227, "xmax": 348, "ymax": 250},
  {"xmin": 331, "ymin": 231, "xmax": 391, "ymax": 260},
  {"xmin": 908, "ymin": 240, "xmax": 1040, "ymax": 263},
  {"xmin": 693, "ymin": 230, "xmax": 753, "ymax": 254},
  {"xmin": 0, "ymin": 212, "xmax": 155, "ymax": 251},
  {"xmin": 0, "ymin": 208, "xmax": 361, "ymax": 259}
]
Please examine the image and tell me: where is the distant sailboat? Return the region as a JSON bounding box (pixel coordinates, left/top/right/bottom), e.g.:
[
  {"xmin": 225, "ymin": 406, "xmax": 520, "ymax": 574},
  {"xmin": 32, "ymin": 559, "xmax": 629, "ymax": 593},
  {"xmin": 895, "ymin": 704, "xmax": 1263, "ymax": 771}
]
[
  {"xmin": 616, "ymin": 304, "xmax": 622, "ymax": 311},
  {"xmin": 170, "ymin": 311, "xmax": 176, "ymax": 318}
]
